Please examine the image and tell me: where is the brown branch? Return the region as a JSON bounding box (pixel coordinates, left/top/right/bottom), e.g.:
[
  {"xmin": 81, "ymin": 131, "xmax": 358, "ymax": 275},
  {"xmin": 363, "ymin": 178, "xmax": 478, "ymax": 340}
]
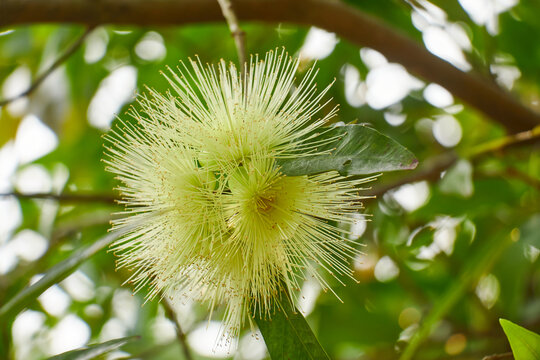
[
  {"xmin": 162, "ymin": 297, "xmax": 193, "ymax": 360},
  {"xmin": 0, "ymin": 191, "xmax": 118, "ymax": 204},
  {"xmin": 216, "ymin": 0, "xmax": 246, "ymax": 67},
  {"xmin": 1, "ymin": 0, "xmax": 539, "ymax": 133},
  {"xmin": 0, "ymin": 26, "xmax": 94, "ymax": 107}
]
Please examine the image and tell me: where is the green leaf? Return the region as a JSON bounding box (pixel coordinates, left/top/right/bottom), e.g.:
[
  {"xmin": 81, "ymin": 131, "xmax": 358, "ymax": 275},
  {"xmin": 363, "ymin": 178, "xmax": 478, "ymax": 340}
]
[
  {"xmin": 47, "ymin": 336, "xmax": 140, "ymax": 360},
  {"xmin": 439, "ymin": 159, "xmax": 474, "ymax": 198},
  {"xmin": 0, "ymin": 231, "xmax": 121, "ymax": 320},
  {"xmin": 255, "ymin": 292, "xmax": 330, "ymax": 360},
  {"xmin": 278, "ymin": 124, "xmax": 418, "ymax": 176},
  {"xmin": 500, "ymin": 319, "xmax": 540, "ymax": 360}
]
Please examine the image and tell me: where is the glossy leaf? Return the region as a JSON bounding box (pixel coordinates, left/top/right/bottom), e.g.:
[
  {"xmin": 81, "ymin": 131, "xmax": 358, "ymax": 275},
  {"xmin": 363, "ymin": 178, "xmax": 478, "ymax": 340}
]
[
  {"xmin": 278, "ymin": 124, "xmax": 418, "ymax": 176},
  {"xmin": 255, "ymin": 292, "xmax": 330, "ymax": 360},
  {"xmin": 47, "ymin": 336, "xmax": 139, "ymax": 360},
  {"xmin": 500, "ymin": 319, "xmax": 540, "ymax": 360}
]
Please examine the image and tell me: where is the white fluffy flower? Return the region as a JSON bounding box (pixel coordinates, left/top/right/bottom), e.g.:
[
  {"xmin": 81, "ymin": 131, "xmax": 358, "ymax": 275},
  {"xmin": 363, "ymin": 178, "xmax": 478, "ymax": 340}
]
[{"xmin": 105, "ymin": 49, "xmax": 371, "ymax": 337}]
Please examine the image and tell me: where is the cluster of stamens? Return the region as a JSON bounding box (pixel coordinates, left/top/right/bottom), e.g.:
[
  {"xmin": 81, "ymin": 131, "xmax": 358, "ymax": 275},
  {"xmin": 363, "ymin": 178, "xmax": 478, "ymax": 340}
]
[{"xmin": 105, "ymin": 49, "xmax": 373, "ymax": 337}]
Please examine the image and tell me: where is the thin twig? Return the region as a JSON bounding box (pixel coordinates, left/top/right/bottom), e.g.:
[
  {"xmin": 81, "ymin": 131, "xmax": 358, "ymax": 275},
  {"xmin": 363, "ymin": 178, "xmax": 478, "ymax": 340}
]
[
  {"xmin": 466, "ymin": 125, "xmax": 540, "ymax": 158},
  {"xmin": 482, "ymin": 352, "xmax": 514, "ymax": 360},
  {"xmin": 0, "ymin": 26, "xmax": 94, "ymax": 107},
  {"xmin": 216, "ymin": 0, "xmax": 247, "ymax": 67},
  {"xmin": 370, "ymin": 152, "xmax": 458, "ymax": 199},
  {"xmin": 162, "ymin": 296, "xmax": 194, "ymax": 360},
  {"xmin": 0, "ymin": 191, "xmax": 118, "ymax": 204},
  {"xmin": 370, "ymin": 124, "xmax": 540, "ymax": 199}
]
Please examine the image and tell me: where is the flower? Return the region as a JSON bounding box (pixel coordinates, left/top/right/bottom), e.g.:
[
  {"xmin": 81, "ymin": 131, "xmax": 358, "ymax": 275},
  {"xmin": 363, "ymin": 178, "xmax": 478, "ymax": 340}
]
[{"xmin": 105, "ymin": 49, "xmax": 371, "ymax": 337}]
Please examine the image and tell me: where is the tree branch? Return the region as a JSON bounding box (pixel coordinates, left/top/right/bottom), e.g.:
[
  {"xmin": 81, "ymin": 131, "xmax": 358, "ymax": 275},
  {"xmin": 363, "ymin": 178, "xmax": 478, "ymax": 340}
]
[
  {"xmin": 1, "ymin": 0, "xmax": 538, "ymax": 133},
  {"xmin": 216, "ymin": 0, "xmax": 246, "ymax": 67},
  {"xmin": 0, "ymin": 191, "xmax": 118, "ymax": 204},
  {"xmin": 0, "ymin": 26, "xmax": 94, "ymax": 107}
]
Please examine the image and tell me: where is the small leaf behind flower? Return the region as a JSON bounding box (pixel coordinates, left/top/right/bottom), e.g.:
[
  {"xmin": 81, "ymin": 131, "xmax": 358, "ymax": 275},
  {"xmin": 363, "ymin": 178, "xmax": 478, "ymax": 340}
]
[
  {"xmin": 500, "ymin": 318, "xmax": 540, "ymax": 360},
  {"xmin": 47, "ymin": 336, "xmax": 140, "ymax": 360},
  {"xmin": 255, "ymin": 292, "xmax": 330, "ymax": 360},
  {"xmin": 278, "ymin": 124, "xmax": 418, "ymax": 176}
]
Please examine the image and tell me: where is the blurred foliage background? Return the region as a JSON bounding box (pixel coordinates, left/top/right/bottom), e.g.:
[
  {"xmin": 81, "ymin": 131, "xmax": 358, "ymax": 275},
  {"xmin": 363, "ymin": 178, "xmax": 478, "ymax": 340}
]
[{"xmin": 1, "ymin": 0, "xmax": 539, "ymax": 359}]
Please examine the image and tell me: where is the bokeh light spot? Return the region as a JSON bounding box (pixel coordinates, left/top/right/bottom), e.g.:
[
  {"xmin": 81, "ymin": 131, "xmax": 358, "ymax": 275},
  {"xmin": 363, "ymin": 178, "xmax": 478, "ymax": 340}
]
[{"xmin": 444, "ymin": 333, "xmax": 467, "ymax": 355}]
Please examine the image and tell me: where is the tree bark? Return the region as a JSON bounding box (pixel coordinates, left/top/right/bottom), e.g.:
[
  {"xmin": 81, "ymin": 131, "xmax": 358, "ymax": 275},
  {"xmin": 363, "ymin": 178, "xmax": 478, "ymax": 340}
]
[{"xmin": 2, "ymin": 0, "xmax": 539, "ymax": 133}]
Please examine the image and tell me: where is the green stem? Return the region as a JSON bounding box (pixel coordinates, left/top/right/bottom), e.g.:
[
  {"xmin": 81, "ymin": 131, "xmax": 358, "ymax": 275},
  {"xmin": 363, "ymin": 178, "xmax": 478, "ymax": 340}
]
[
  {"xmin": 399, "ymin": 231, "xmax": 513, "ymax": 360},
  {"xmin": 465, "ymin": 125, "xmax": 540, "ymax": 159},
  {"xmin": 0, "ymin": 323, "xmax": 11, "ymax": 360}
]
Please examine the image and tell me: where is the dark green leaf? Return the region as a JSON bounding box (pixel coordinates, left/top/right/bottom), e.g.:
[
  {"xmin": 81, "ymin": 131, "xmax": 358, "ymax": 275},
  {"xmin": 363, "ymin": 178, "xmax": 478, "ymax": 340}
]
[
  {"xmin": 500, "ymin": 319, "xmax": 540, "ymax": 360},
  {"xmin": 278, "ymin": 124, "xmax": 418, "ymax": 176},
  {"xmin": 255, "ymin": 292, "xmax": 330, "ymax": 360},
  {"xmin": 47, "ymin": 336, "xmax": 140, "ymax": 360}
]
